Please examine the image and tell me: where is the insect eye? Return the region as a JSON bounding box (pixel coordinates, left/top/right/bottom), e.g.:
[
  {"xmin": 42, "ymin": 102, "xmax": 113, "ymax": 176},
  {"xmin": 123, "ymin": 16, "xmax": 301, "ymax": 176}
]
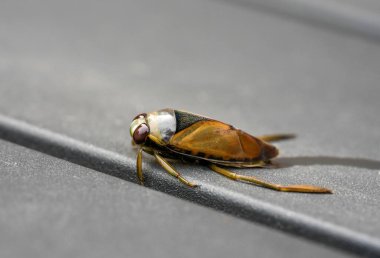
[
  {"xmin": 133, "ymin": 113, "xmax": 147, "ymax": 121},
  {"xmin": 133, "ymin": 123, "xmax": 150, "ymax": 144}
]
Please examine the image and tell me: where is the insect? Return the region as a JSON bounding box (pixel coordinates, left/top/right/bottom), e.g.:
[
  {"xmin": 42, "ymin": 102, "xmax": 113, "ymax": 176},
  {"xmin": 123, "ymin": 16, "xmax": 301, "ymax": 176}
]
[{"xmin": 130, "ymin": 108, "xmax": 332, "ymax": 193}]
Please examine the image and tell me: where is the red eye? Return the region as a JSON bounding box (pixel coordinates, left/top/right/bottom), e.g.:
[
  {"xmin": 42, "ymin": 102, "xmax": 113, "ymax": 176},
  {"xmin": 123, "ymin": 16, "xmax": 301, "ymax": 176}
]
[
  {"xmin": 133, "ymin": 113, "xmax": 147, "ymax": 121},
  {"xmin": 133, "ymin": 123, "xmax": 150, "ymax": 144}
]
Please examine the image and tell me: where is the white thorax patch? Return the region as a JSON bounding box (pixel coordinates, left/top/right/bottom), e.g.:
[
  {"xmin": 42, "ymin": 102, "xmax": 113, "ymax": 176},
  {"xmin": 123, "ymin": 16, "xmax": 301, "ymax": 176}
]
[{"xmin": 147, "ymin": 108, "xmax": 176, "ymax": 143}]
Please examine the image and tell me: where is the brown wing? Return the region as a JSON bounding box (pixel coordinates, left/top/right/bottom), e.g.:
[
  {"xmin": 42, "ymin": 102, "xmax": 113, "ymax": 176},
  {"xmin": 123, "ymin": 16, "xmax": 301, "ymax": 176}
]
[{"xmin": 168, "ymin": 120, "xmax": 278, "ymax": 163}]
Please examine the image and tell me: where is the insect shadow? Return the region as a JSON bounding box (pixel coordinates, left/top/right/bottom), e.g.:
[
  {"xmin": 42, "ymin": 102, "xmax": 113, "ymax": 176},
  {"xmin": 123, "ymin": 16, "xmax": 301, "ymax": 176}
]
[{"xmin": 274, "ymin": 156, "xmax": 380, "ymax": 170}]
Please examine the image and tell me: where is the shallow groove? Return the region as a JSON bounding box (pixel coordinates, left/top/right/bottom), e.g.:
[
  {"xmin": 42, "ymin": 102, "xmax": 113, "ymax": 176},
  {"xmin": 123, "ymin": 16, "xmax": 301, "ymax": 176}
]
[
  {"xmin": 0, "ymin": 114, "xmax": 379, "ymax": 257},
  {"xmin": 219, "ymin": 0, "xmax": 380, "ymax": 43}
]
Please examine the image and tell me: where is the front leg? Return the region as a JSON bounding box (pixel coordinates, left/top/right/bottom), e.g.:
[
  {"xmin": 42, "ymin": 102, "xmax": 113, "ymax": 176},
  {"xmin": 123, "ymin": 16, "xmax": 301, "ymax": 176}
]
[{"xmin": 136, "ymin": 148, "xmax": 144, "ymax": 184}]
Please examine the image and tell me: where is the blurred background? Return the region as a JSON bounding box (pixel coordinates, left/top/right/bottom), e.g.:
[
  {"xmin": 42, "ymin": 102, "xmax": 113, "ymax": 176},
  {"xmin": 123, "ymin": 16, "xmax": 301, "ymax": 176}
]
[{"xmin": 0, "ymin": 0, "xmax": 379, "ymax": 257}]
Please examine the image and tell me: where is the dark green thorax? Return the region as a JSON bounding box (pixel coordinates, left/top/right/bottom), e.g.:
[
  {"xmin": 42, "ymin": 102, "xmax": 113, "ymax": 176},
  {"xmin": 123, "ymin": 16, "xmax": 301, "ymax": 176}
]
[{"xmin": 174, "ymin": 110, "xmax": 209, "ymax": 132}]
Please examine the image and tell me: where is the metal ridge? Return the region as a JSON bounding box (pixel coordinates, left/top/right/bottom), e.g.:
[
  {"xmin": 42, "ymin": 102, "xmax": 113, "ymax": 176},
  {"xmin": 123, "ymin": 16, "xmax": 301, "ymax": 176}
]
[{"xmin": 0, "ymin": 113, "xmax": 379, "ymax": 257}]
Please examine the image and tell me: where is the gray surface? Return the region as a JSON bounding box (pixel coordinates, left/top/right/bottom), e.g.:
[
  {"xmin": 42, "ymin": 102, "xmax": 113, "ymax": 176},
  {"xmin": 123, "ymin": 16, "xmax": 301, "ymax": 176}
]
[
  {"xmin": 0, "ymin": 0, "xmax": 380, "ymax": 256},
  {"xmin": 220, "ymin": 0, "xmax": 380, "ymax": 41},
  {"xmin": 0, "ymin": 139, "xmax": 348, "ymax": 258}
]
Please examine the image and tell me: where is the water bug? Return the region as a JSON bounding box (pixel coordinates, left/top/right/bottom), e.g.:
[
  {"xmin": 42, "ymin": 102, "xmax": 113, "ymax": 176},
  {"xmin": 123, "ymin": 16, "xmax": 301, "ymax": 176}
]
[{"xmin": 130, "ymin": 108, "xmax": 331, "ymax": 193}]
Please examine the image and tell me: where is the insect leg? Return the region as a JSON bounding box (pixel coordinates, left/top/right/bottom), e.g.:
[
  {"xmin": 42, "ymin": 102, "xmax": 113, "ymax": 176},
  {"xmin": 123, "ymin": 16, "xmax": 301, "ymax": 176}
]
[
  {"xmin": 154, "ymin": 152, "xmax": 197, "ymax": 187},
  {"xmin": 209, "ymin": 164, "xmax": 332, "ymax": 193},
  {"xmin": 136, "ymin": 148, "xmax": 144, "ymax": 185},
  {"xmin": 258, "ymin": 134, "xmax": 296, "ymax": 142}
]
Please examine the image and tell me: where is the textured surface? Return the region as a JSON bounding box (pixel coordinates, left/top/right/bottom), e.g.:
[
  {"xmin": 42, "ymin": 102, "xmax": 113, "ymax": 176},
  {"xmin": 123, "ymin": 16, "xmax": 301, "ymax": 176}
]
[
  {"xmin": 0, "ymin": 0, "xmax": 380, "ymax": 256},
  {"xmin": 0, "ymin": 140, "xmax": 349, "ymax": 258}
]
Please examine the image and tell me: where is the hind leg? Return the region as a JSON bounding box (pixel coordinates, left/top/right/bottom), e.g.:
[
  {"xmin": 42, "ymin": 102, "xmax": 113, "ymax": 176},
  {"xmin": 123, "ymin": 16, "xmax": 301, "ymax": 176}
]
[
  {"xmin": 258, "ymin": 134, "xmax": 296, "ymax": 142},
  {"xmin": 209, "ymin": 164, "xmax": 332, "ymax": 193}
]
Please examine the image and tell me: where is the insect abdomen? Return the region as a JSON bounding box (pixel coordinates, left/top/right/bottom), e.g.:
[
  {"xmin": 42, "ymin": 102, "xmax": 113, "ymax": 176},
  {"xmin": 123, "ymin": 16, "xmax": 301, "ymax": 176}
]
[{"xmin": 168, "ymin": 120, "xmax": 278, "ymax": 162}]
